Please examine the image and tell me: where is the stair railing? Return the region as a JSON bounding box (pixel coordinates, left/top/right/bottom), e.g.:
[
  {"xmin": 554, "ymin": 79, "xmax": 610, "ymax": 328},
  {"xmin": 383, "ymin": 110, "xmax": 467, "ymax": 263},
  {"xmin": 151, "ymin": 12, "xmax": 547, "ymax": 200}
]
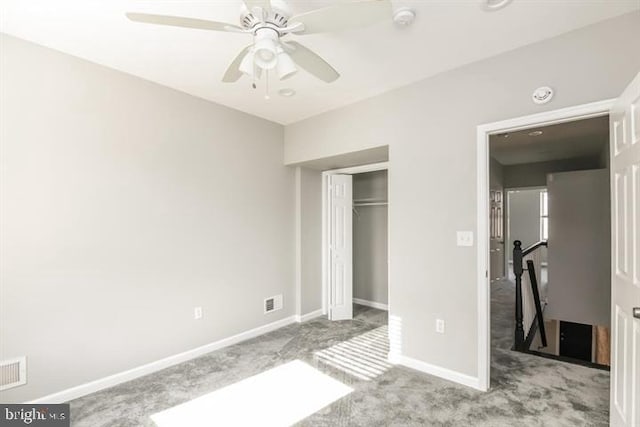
[{"xmin": 513, "ymin": 240, "xmax": 548, "ymax": 351}]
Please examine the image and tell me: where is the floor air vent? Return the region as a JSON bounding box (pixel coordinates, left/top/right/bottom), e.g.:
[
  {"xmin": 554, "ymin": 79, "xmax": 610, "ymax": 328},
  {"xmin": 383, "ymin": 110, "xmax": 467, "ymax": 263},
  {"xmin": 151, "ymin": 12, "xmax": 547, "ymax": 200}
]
[
  {"xmin": 264, "ymin": 295, "xmax": 283, "ymax": 314},
  {"xmin": 0, "ymin": 356, "xmax": 27, "ymax": 391}
]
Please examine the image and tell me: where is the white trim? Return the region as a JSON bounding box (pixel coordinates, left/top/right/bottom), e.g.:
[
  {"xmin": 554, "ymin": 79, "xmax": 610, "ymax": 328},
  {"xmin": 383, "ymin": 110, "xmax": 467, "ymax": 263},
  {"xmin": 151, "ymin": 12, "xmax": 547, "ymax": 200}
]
[
  {"xmin": 389, "ymin": 354, "xmax": 482, "ymax": 391},
  {"xmin": 322, "ymin": 173, "xmax": 328, "ymax": 316},
  {"xmin": 476, "ymin": 98, "xmax": 615, "ymax": 393},
  {"xmin": 28, "ymin": 315, "xmax": 297, "ymax": 404},
  {"xmin": 294, "ymin": 309, "xmax": 324, "ymax": 323},
  {"xmin": 294, "ymin": 167, "xmax": 302, "ymax": 319},
  {"xmin": 323, "ymin": 161, "xmax": 389, "ymax": 175},
  {"xmin": 322, "ymin": 161, "xmax": 390, "ymax": 319},
  {"xmin": 353, "ymin": 298, "xmax": 388, "ymax": 311}
]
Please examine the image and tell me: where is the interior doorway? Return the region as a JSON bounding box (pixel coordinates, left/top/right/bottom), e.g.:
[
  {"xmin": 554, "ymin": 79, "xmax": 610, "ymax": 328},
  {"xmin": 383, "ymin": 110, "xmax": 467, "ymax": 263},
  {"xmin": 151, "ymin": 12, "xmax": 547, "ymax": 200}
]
[
  {"xmin": 322, "ymin": 162, "xmax": 389, "ymax": 321},
  {"xmin": 476, "ymin": 98, "xmax": 617, "ymax": 392},
  {"xmin": 477, "ymin": 76, "xmax": 640, "ymax": 425}
]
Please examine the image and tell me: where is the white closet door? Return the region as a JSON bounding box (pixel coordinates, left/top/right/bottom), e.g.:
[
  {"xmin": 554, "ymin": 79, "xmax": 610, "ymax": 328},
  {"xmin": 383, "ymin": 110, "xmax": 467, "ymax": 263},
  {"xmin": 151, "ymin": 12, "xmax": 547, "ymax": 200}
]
[
  {"xmin": 609, "ymin": 72, "xmax": 640, "ymax": 427},
  {"xmin": 329, "ymin": 174, "xmax": 353, "ymax": 321}
]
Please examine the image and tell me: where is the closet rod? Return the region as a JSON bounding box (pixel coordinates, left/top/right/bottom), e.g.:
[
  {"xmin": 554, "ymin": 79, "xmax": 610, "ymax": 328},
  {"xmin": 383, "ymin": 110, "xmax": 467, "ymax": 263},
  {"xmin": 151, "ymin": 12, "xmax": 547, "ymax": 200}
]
[{"xmin": 353, "ymin": 202, "xmax": 388, "ymax": 207}]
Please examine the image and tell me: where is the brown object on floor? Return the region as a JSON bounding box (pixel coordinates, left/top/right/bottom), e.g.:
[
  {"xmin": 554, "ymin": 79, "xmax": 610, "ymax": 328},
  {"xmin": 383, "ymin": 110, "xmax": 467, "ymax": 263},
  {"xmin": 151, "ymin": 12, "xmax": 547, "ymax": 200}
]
[{"xmin": 594, "ymin": 325, "xmax": 610, "ymax": 366}]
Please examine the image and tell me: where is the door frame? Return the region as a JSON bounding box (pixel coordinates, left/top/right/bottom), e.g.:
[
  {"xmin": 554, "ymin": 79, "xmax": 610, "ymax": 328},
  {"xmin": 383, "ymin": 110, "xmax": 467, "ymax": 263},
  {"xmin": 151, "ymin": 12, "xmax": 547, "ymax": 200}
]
[
  {"xmin": 476, "ymin": 99, "xmax": 615, "ymax": 391},
  {"xmin": 322, "ymin": 161, "xmax": 389, "ymax": 317}
]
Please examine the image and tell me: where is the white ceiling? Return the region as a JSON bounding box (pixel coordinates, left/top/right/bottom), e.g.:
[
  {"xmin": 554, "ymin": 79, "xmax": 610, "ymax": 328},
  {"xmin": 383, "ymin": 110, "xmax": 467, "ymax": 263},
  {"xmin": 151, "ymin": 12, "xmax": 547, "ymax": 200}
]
[
  {"xmin": 490, "ymin": 115, "xmax": 609, "ymax": 165},
  {"xmin": 1, "ymin": 1, "xmax": 638, "ymax": 125}
]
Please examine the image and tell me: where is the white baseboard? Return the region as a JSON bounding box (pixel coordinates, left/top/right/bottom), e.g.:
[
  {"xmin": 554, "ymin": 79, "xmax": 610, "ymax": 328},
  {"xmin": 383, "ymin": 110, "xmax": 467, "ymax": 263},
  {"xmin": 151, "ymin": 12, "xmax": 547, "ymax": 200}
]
[
  {"xmin": 389, "ymin": 353, "xmax": 483, "ymax": 391},
  {"xmin": 28, "ymin": 315, "xmax": 298, "ymax": 404},
  {"xmin": 353, "ymin": 298, "xmax": 388, "ymax": 311},
  {"xmin": 295, "ymin": 309, "xmax": 324, "ymax": 323}
]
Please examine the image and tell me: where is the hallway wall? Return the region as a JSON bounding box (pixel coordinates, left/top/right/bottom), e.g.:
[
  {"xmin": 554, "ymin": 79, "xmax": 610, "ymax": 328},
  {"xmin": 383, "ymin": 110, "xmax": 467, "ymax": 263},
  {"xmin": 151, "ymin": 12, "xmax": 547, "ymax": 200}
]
[
  {"xmin": 284, "ymin": 13, "xmax": 640, "ymax": 380},
  {"xmin": 546, "ymin": 169, "xmax": 611, "ymax": 327}
]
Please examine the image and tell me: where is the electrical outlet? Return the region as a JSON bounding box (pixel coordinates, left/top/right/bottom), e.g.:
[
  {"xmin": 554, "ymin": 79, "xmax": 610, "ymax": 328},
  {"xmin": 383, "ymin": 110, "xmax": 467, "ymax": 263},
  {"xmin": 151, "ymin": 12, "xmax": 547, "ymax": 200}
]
[
  {"xmin": 436, "ymin": 319, "xmax": 445, "ymax": 334},
  {"xmin": 456, "ymin": 231, "xmax": 474, "ymax": 247},
  {"xmin": 194, "ymin": 307, "xmax": 203, "ymax": 320}
]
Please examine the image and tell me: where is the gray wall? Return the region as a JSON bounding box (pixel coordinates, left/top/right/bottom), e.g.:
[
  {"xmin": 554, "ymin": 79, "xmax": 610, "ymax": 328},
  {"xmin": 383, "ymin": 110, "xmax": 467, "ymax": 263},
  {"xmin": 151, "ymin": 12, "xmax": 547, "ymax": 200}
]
[
  {"xmin": 284, "ymin": 13, "xmax": 640, "ymax": 377},
  {"xmin": 0, "ymin": 35, "xmax": 294, "ymax": 403},
  {"xmin": 546, "ymin": 170, "xmax": 611, "ymax": 327},
  {"xmin": 504, "ymin": 157, "xmax": 601, "ymax": 188},
  {"xmin": 353, "ymin": 171, "xmax": 388, "ymax": 305},
  {"xmin": 299, "ymin": 167, "xmax": 323, "ymax": 315},
  {"xmin": 507, "ymin": 188, "xmax": 546, "ymax": 260},
  {"xmin": 490, "ymin": 157, "xmax": 504, "ymax": 191}
]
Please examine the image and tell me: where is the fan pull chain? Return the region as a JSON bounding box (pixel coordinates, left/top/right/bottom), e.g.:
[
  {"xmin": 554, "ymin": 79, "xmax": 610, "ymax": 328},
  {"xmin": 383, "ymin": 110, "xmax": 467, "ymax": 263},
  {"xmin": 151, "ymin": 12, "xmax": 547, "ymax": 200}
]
[
  {"xmin": 264, "ymin": 69, "xmax": 270, "ymax": 100},
  {"xmin": 252, "ymin": 62, "xmax": 258, "ymax": 89}
]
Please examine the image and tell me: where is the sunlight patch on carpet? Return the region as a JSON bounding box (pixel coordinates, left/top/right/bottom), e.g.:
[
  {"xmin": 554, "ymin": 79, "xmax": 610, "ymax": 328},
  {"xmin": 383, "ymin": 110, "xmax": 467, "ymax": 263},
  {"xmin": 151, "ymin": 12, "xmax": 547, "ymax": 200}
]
[
  {"xmin": 150, "ymin": 360, "xmax": 352, "ymax": 427},
  {"xmin": 314, "ymin": 326, "xmax": 391, "ymax": 380}
]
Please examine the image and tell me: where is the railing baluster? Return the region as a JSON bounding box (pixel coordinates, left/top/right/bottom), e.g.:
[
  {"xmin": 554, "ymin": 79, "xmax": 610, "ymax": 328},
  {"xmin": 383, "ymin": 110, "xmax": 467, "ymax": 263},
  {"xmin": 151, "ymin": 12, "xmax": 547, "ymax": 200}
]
[
  {"xmin": 513, "ymin": 240, "xmax": 525, "ymax": 351},
  {"xmin": 526, "ymin": 259, "xmax": 547, "ymax": 348}
]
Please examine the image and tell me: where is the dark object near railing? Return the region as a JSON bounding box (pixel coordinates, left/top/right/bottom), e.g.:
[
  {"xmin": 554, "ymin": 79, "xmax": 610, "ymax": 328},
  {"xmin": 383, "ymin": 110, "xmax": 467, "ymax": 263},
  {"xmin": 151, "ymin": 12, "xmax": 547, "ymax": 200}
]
[
  {"xmin": 527, "ymin": 259, "xmax": 547, "ymax": 348},
  {"xmin": 513, "ymin": 239, "xmax": 548, "ymax": 351}
]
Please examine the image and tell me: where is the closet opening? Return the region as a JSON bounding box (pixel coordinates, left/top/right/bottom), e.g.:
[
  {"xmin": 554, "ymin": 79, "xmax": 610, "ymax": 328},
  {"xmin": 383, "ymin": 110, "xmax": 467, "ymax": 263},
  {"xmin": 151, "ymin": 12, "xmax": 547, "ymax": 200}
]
[{"xmin": 322, "ymin": 162, "xmax": 388, "ymax": 323}]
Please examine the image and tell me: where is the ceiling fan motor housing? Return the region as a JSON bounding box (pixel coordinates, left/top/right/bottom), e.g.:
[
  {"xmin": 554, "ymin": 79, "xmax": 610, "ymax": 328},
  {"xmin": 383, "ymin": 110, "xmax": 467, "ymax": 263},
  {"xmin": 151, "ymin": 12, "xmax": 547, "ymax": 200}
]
[{"xmin": 240, "ymin": 0, "xmax": 291, "ymax": 32}]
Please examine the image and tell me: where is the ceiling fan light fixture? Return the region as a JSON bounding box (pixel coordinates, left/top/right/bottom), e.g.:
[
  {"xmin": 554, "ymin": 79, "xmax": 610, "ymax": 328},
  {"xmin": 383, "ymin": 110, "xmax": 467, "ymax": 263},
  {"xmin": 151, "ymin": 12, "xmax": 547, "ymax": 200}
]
[
  {"xmin": 276, "ymin": 50, "xmax": 297, "ymax": 80},
  {"xmin": 238, "ymin": 49, "xmax": 256, "ymax": 76},
  {"xmin": 253, "ymin": 29, "xmax": 279, "ymax": 70}
]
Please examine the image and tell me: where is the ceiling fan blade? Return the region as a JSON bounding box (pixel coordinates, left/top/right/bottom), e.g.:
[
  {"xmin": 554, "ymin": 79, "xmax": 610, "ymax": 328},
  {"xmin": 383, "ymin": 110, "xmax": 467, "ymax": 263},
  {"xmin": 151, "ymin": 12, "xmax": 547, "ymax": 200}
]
[
  {"xmin": 285, "ymin": 41, "xmax": 339, "ymax": 83},
  {"xmin": 289, "ymin": 0, "xmax": 391, "ymax": 35},
  {"xmin": 126, "ymin": 13, "xmax": 242, "ymax": 32},
  {"xmin": 222, "ymin": 46, "xmax": 252, "ymax": 83}
]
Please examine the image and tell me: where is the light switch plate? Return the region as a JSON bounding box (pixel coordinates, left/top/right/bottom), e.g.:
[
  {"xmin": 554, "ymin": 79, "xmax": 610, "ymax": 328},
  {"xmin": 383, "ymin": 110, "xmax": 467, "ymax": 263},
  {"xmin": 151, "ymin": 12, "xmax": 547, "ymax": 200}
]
[{"xmin": 457, "ymin": 231, "xmax": 474, "ymax": 247}]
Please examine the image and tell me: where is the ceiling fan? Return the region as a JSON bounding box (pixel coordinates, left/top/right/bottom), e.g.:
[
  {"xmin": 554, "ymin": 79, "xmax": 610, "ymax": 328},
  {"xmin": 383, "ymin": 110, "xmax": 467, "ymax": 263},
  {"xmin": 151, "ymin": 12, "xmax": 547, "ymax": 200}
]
[{"xmin": 126, "ymin": 0, "xmax": 392, "ymax": 87}]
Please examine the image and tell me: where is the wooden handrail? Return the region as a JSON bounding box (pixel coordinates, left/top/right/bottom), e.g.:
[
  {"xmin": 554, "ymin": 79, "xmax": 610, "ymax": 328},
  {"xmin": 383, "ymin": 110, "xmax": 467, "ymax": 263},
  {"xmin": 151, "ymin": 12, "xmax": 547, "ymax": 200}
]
[{"xmin": 522, "ymin": 240, "xmax": 548, "ymax": 256}]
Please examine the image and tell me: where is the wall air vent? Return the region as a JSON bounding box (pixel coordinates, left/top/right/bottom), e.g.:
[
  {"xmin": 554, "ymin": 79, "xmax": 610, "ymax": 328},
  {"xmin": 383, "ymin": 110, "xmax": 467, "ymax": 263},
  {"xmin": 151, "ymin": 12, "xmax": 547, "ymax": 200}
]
[
  {"xmin": 0, "ymin": 356, "xmax": 27, "ymax": 391},
  {"xmin": 264, "ymin": 295, "xmax": 283, "ymax": 314}
]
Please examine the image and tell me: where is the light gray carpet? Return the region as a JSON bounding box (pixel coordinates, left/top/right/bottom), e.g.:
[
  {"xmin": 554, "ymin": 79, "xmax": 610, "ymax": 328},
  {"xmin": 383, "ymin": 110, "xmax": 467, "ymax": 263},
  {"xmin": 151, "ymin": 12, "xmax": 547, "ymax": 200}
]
[{"xmin": 69, "ymin": 292, "xmax": 609, "ymax": 426}]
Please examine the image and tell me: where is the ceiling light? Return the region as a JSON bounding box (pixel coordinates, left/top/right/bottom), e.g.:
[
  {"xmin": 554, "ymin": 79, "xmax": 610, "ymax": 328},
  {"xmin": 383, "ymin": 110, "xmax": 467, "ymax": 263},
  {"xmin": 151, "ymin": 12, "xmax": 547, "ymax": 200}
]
[
  {"xmin": 276, "ymin": 50, "xmax": 297, "ymax": 80},
  {"xmin": 278, "ymin": 88, "xmax": 296, "ymax": 97},
  {"xmin": 528, "ymin": 130, "xmax": 543, "ymax": 137},
  {"xmin": 481, "ymin": 0, "xmax": 513, "ymax": 11},
  {"xmin": 253, "ymin": 29, "xmax": 280, "ymax": 70},
  {"xmin": 239, "ymin": 49, "xmax": 255, "ymax": 76}
]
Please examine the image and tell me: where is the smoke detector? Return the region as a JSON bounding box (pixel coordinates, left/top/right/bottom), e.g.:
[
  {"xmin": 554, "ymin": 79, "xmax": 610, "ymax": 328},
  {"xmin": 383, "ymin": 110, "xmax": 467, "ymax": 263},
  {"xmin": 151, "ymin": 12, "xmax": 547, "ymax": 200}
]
[
  {"xmin": 532, "ymin": 86, "xmax": 554, "ymax": 105},
  {"xmin": 481, "ymin": 0, "xmax": 513, "ymax": 11},
  {"xmin": 393, "ymin": 8, "xmax": 416, "ymax": 26}
]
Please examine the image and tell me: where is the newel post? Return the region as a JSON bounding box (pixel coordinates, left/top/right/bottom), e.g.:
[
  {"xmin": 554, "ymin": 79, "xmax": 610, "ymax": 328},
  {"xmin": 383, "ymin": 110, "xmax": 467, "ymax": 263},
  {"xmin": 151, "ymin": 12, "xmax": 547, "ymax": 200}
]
[{"xmin": 513, "ymin": 240, "xmax": 525, "ymax": 351}]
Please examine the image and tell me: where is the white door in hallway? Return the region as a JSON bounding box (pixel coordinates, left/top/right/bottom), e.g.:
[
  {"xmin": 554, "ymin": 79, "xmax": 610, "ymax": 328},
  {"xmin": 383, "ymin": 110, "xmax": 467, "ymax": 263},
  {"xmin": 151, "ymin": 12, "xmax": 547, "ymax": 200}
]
[
  {"xmin": 328, "ymin": 174, "xmax": 353, "ymax": 320},
  {"xmin": 489, "ymin": 190, "xmax": 504, "ymax": 281},
  {"xmin": 610, "ymin": 72, "xmax": 640, "ymax": 427}
]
